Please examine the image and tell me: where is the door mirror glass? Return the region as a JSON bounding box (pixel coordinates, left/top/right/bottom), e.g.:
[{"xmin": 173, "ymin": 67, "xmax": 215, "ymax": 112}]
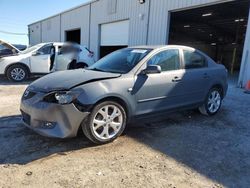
[{"xmin": 142, "ymin": 65, "xmax": 161, "ymax": 74}]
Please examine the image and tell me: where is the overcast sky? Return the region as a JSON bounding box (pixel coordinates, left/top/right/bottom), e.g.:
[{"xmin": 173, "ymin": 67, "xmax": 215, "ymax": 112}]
[{"xmin": 0, "ymin": 0, "xmax": 89, "ymax": 45}]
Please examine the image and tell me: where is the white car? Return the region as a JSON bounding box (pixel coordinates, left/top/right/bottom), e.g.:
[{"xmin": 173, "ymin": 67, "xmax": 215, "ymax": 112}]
[
  {"xmin": 0, "ymin": 42, "xmax": 95, "ymax": 82},
  {"xmin": 0, "ymin": 39, "xmax": 20, "ymax": 57}
]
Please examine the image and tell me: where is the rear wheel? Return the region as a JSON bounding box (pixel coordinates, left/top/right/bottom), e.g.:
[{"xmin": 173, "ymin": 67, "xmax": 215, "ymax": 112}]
[
  {"xmin": 199, "ymin": 87, "xmax": 222, "ymax": 116},
  {"xmin": 6, "ymin": 64, "xmax": 28, "ymax": 82},
  {"xmin": 82, "ymin": 101, "xmax": 127, "ymax": 144}
]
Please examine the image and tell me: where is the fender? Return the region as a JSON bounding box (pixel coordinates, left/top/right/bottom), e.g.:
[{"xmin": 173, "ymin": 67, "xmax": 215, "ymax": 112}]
[
  {"xmin": 4, "ymin": 62, "xmax": 31, "ymax": 75},
  {"xmin": 74, "ymin": 78, "xmax": 135, "ymax": 119}
]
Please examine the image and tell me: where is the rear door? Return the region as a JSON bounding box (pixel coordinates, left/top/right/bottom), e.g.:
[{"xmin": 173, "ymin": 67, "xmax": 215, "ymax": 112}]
[
  {"xmin": 178, "ymin": 49, "xmax": 211, "ymax": 105},
  {"xmin": 55, "ymin": 45, "xmax": 76, "ymax": 71},
  {"xmin": 30, "ymin": 44, "xmax": 52, "ymax": 73}
]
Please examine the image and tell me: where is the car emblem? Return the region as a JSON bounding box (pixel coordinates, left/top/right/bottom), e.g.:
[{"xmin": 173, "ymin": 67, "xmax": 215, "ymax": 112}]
[{"xmin": 24, "ymin": 90, "xmax": 30, "ymax": 97}]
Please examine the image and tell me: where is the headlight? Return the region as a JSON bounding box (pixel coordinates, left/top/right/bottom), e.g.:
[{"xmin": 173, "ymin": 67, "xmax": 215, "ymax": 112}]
[
  {"xmin": 43, "ymin": 91, "xmax": 80, "ymax": 104},
  {"xmin": 55, "ymin": 92, "xmax": 74, "ymax": 104}
]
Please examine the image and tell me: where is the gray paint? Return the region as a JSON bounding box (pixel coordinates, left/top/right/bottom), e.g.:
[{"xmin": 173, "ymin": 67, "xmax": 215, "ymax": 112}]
[{"xmin": 20, "ymin": 46, "xmax": 228, "ymax": 139}]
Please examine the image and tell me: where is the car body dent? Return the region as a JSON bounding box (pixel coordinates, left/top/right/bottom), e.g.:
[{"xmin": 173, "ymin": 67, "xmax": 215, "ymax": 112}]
[
  {"xmin": 29, "ymin": 69, "xmax": 121, "ymax": 92},
  {"xmin": 74, "ymin": 75, "xmax": 136, "ymax": 119},
  {"xmin": 20, "ymin": 45, "xmax": 228, "ymax": 139},
  {"xmin": 21, "ymin": 92, "xmax": 88, "ymax": 138}
]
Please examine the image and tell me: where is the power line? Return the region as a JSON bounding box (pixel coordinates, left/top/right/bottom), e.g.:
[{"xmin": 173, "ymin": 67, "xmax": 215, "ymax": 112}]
[{"xmin": 0, "ymin": 30, "xmax": 28, "ymax": 36}]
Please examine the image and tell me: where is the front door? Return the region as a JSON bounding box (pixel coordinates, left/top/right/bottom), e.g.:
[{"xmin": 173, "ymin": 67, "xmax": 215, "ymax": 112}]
[
  {"xmin": 134, "ymin": 49, "xmax": 185, "ymax": 115},
  {"xmin": 30, "ymin": 44, "xmax": 52, "ymax": 73}
]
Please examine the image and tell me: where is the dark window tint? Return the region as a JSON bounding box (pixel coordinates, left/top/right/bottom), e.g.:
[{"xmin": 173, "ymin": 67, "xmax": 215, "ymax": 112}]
[
  {"xmin": 88, "ymin": 48, "xmax": 151, "ymax": 74},
  {"xmin": 183, "ymin": 50, "xmax": 206, "ymax": 69},
  {"xmin": 37, "ymin": 44, "xmax": 52, "ymax": 55},
  {"xmin": 148, "ymin": 49, "xmax": 180, "ymax": 71}
]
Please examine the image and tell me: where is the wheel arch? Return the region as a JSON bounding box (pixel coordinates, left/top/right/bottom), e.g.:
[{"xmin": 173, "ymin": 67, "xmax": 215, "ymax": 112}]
[
  {"xmin": 4, "ymin": 62, "xmax": 30, "ymax": 76},
  {"xmin": 94, "ymin": 96, "xmax": 131, "ymax": 121},
  {"xmin": 210, "ymin": 84, "xmax": 224, "ymax": 98}
]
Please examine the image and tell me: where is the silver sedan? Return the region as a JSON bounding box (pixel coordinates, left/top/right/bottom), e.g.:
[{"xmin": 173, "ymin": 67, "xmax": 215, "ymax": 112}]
[{"xmin": 20, "ymin": 45, "xmax": 228, "ymax": 144}]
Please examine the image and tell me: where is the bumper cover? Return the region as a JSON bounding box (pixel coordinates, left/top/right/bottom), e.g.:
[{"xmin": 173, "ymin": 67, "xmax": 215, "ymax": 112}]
[{"xmin": 20, "ymin": 92, "xmax": 89, "ymax": 138}]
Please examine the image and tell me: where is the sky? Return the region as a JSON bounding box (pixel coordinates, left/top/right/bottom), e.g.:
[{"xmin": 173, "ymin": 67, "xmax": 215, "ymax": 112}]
[{"xmin": 0, "ymin": 0, "xmax": 89, "ymax": 45}]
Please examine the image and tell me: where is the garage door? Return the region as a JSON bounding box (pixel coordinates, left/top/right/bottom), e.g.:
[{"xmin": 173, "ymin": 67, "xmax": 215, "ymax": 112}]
[{"xmin": 100, "ymin": 20, "xmax": 129, "ymax": 58}]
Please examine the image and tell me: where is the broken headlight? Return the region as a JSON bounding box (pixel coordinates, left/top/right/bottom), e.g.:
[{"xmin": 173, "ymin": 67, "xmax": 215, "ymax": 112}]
[{"xmin": 44, "ymin": 91, "xmax": 80, "ymax": 104}]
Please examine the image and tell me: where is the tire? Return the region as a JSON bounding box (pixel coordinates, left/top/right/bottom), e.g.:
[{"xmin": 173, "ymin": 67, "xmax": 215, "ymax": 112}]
[
  {"xmin": 82, "ymin": 101, "xmax": 127, "ymax": 144},
  {"xmin": 6, "ymin": 64, "xmax": 29, "ymax": 82},
  {"xmin": 199, "ymin": 87, "xmax": 222, "ymax": 116}
]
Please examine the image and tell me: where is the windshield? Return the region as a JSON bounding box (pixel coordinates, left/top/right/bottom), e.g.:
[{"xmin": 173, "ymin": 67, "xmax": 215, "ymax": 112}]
[
  {"xmin": 19, "ymin": 44, "xmax": 44, "ymax": 54},
  {"xmin": 88, "ymin": 48, "xmax": 151, "ymax": 74}
]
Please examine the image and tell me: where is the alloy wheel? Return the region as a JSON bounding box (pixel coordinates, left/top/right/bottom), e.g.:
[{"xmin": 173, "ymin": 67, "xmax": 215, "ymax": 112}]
[
  {"xmin": 10, "ymin": 68, "xmax": 26, "ymax": 81},
  {"xmin": 92, "ymin": 105, "xmax": 123, "ymax": 140},
  {"xmin": 207, "ymin": 90, "xmax": 221, "ymax": 113}
]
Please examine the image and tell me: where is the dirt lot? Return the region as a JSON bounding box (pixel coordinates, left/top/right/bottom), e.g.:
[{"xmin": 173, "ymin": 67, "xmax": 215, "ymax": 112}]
[{"xmin": 0, "ymin": 77, "xmax": 250, "ymax": 188}]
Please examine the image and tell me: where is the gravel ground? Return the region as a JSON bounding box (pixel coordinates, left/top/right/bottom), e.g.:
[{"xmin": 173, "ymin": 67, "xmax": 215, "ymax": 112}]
[{"xmin": 0, "ymin": 77, "xmax": 250, "ymax": 188}]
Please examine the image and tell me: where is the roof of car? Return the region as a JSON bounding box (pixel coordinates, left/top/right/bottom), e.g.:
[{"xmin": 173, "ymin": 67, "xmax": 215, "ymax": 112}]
[
  {"xmin": 130, "ymin": 45, "xmax": 195, "ymax": 51},
  {"xmin": 32, "ymin": 42, "xmax": 84, "ymax": 47}
]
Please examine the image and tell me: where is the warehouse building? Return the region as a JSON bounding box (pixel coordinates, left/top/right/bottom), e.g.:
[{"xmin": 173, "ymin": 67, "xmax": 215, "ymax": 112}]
[{"xmin": 28, "ymin": 0, "xmax": 250, "ymax": 87}]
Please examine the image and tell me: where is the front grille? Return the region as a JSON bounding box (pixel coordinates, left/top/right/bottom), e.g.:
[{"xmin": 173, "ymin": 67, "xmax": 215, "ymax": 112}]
[{"xmin": 21, "ymin": 110, "xmax": 31, "ymax": 125}]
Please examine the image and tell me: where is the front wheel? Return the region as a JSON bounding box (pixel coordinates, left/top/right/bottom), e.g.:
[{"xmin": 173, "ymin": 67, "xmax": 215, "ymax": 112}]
[
  {"xmin": 82, "ymin": 101, "xmax": 127, "ymax": 144},
  {"xmin": 6, "ymin": 64, "xmax": 28, "ymax": 82},
  {"xmin": 199, "ymin": 87, "xmax": 222, "ymax": 116}
]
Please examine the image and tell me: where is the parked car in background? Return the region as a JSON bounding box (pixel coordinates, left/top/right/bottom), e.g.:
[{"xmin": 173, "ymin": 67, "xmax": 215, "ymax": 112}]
[
  {"xmin": 20, "ymin": 45, "xmax": 228, "ymax": 144},
  {"xmin": 0, "ymin": 39, "xmax": 19, "ymax": 58},
  {"xmin": 12, "ymin": 44, "xmax": 27, "ymax": 51},
  {"xmin": 0, "ymin": 42, "xmax": 95, "ymax": 82}
]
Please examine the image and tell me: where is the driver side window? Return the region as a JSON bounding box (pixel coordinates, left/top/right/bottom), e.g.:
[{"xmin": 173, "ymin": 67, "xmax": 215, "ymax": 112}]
[
  {"xmin": 147, "ymin": 49, "xmax": 180, "ymax": 72},
  {"xmin": 37, "ymin": 44, "xmax": 52, "ymax": 55}
]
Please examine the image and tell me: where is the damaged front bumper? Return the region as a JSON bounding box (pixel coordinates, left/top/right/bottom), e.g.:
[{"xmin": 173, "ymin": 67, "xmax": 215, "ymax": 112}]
[{"xmin": 20, "ymin": 91, "xmax": 89, "ymax": 138}]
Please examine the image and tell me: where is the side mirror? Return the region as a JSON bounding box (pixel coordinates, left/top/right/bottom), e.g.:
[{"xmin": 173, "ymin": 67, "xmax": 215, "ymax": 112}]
[{"xmin": 141, "ymin": 65, "xmax": 161, "ymax": 74}]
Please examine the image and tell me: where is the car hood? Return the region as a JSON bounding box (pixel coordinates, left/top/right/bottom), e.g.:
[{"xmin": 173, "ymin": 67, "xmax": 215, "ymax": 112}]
[
  {"xmin": 29, "ymin": 69, "xmax": 121, "ymax": 92},
  {"xmin": 0, "ymin": 53, "xmax": 29, "ymax": 61}
]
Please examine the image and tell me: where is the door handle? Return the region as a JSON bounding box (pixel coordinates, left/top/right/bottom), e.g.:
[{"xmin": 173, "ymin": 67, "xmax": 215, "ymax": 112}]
[{"xmin": 172, "ymin": 76, "xmax": 182, "ymax": 82}]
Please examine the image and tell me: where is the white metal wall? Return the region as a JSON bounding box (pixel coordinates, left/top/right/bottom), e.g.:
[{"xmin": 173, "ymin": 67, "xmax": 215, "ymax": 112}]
[
  {"xmin": 29, "ymin": 22, "xmax": 42, "ymax": 45},
  {"xmin": 90, "ymin": 0, "xmax": 150, "ymax": 59},
  {"xmin": 61, "ymin": 5, "xmax": 90, "ymax": 47},
  {"xmin": 41, "ymin": 15, "xmax": 60, "ymax": 42}
]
